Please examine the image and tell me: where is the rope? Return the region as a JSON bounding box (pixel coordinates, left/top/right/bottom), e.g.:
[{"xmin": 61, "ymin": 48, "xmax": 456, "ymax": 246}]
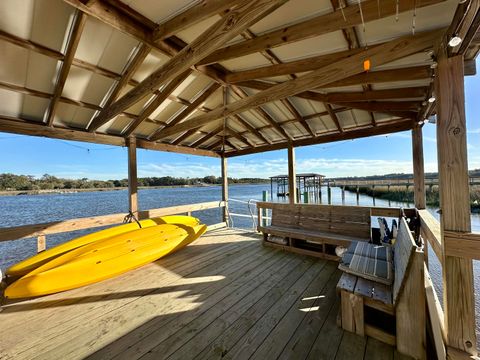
[{"xmin": 123, "ymin": 211, "xmax": 142, "ymax": 228}]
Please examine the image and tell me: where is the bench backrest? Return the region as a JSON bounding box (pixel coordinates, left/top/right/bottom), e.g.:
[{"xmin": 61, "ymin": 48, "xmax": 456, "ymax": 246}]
[
  {"xmin": 271, "ymin": 203, "xmax": 371, "ymax": 240},
  {"xmin": 393, "ymin": 217, "xmax": 418, "ymax": 304}
]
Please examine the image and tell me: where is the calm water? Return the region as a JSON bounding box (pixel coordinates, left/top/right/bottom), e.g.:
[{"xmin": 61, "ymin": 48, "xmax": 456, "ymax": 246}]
[{"xmin": 0, "ymin": 184, "xmax": 479, "ymax": 343}]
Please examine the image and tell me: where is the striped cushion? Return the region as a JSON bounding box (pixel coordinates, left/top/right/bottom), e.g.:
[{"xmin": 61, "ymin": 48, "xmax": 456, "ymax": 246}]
[{"xmin": 339, "ymin": 242, "xmax": 393, "ymax": 285}]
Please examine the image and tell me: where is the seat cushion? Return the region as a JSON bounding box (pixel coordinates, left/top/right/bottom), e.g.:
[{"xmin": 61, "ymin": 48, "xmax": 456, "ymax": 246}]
[{"xmin": 339, "ymin": 242, "xmax": 393, "ymax": 285}]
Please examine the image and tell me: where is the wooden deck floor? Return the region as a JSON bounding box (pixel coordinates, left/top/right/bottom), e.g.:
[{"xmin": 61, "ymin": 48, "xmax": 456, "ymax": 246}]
[{"xmin": 1, "ymin": 228, "xmax": 409, "ymax": 360}]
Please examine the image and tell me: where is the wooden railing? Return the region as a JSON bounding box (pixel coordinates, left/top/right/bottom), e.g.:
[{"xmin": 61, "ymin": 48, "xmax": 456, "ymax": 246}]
[
  {"xmin": 0, "ymin": 201, "xmax": 226, "ymax": 252},
  {"xmin": 325, "ymin": 176, "xmax": 480, "ymax": 187}
]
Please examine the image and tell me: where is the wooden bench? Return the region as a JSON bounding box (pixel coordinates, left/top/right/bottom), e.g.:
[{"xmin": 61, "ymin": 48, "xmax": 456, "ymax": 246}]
[
  {"xmin": 337, "ymin": 217, "xmax": 425, "ymax": 359},
  {"xmin": 257, "ymin": 203, "xmax": 371, "ymax": 260}
]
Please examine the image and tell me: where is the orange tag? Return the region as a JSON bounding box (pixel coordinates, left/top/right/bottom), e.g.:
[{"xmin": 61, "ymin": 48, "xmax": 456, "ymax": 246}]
[{"xmin": 363, "ymin": 59, "xmax": 371, "ymax": 72}]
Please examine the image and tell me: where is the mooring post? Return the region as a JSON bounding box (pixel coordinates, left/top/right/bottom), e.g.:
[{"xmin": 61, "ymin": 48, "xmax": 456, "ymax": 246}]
[
  {"xmin": 341, "ymin": 186, "xmax": 345, "ymax": 205},
  {"xmin": 303, "ymin": 191, "xmax": 308, "ymax": 203},
  {"xmin": 327, "ymin": 183, "xmax": 332, "ymax": 204},
  {"xmin": 356, "ymin": 185, "xmax": 360, "ymax": 205}
]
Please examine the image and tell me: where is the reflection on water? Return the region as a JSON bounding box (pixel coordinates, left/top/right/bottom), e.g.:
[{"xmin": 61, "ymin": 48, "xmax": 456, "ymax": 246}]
[{"xmin": 0, "ymin": 184, "xmax": 478, "ymax": 344}]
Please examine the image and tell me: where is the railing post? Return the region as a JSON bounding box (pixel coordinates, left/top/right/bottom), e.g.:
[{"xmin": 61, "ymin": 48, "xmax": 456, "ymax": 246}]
[
  {"xmin": 287, "ymin": 143, "xmax": 296, "ymax": 205},
  {"xmin": 435, "ymin": 49, "xmax": 477, "ymax": 356},
  {"xmin": 37, "ymin": 234, "xmax": 46, "ymax": 253},
  {"xmin": 127, "ymin": 136, "xmax": 138, "ymax": 217},
  {"xmin": 221, "ymin": 156, "xmax": 229, "ymax": 225},
  {"xmin": 262, "ymin": 190, "xmax": 268, "ymax": 227}
]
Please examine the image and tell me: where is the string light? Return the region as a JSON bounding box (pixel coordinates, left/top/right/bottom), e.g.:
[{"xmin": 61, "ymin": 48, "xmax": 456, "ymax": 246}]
[
  {"xmin": 448, "ymin": 35, "xmax": 462, "ymax": 47},
  {"xmin": 395, "ymin": 0, "xmax": 400, "ymax": 22},
  {"xmin": 412, "ymin": 0, "xmax": 417, "ymax": 35}
]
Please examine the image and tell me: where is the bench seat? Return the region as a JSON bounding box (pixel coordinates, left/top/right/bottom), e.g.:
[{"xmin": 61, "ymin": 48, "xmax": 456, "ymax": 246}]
[{"xmin": 258, "ymin": 225, "xmax": 367, "ymax": 247}]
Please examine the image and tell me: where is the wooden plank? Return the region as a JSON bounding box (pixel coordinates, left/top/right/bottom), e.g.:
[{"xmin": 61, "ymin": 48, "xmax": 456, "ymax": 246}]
[
  {"xmin": 152, "ymin": 0, "xmax": 243, "ymax": 41},
  {"xmin": 364, "ymin": 336, "xmax": 394, "ymax": 360},
  {"xmin": 0, "ymin": 201, "xmax": 225, "ymax": 242},
  {"xmin": 127, "ymin": 136, "xmax": 138, "ymax": 215},
  {"xmin": 206, "ymin": 222, "xmax": 227, "ymax": 231},
  {"xmin": 418, "ymin": 209, "xmax": 442, "ymax": 261},
  {"xmin": 199, "ymin": 0, "xmax": 444, "ymax": 65},
  {"xmin": 257, "ymin": 269, "xmax": 341, "ymax": 360},
  {"xmin": 393, "ymin": 218, "xmax": 416, "ymax": 303},
  {"xmin": 288, "ymin": 144, "xmax": 296, "ymax": 204},
  {"xmin": 305, "ymin": 301, "xmax": 344, "ymax": 360},
  {"xmin": 192, "ymin": 255, "xmax": 315, "ymax": 360},
  {"xmin": 396, "ymin": 250, "xmax": 426, "ymax": 359},
  {"xmin": 45, "ymin": 11, "xmax": 87, "ymax": 126},
  {"xmin": 425, "ymin": 264, "xmax": 447, "ymax": 360},
  {"xmin": 0, "ymin": 116, "xmax": 219, "ymax": 158},
  {"xmin": 412, "ymin": 126, "xmax": 426, "ymax": 209},
  {"xmin": 370, "ymin": 207, "xmax": 402, "ymax": 218},
  {"xmin": 435, "ymin": 49, "xmax": 477, "ymax": 355},
  {"xmin": 156, "ymin": 27, "xmax": 441, "ymax": 140},
  {"xmin": 134, "ymin": 256, "xmax": 322, "ymax": 360},
  {"xmin": 444, "ymin": 231, "xmax": 480, "ymax": 260},
  {"xmin": 365, "ymin": 325, "xmax": 397, "ymax": 347},
  {"xmin": 220, "ymin": 261, "xmax": 329, "ymax": 360},
  {"xmin": 334, "ymin": 330, "xmax": 367, "ymax": 360},
  {"xmin": 89, "ymin": 0, "xmax": 288, "ymax": 128},
  {"xmin": 7, "ymin": 234, "xmax": 282, "ymax": 359},
  {"xmin": 341, "ymin": 290, "xmax": 364, "ymax": 336},
  {"xmin": 354, "ymin": 277, "xmax": 374, "ymax": 298},
  {"xmin": 337, "ymin": 272, "xmax": 358, "ymax": 293}
]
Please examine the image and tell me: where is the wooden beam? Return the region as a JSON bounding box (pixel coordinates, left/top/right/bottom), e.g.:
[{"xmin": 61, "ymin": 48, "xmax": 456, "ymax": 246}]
[
  {"xmin": 232, "ymin": 114, "xmax": 271, "ymax": 145},
  {"xmin": 171, "ymin": 129, "xmax": 199, "ymax": 146},
  {"xmin": 101, "ymin": 44, "xmax": 150, "ymax": 110},
  {"xmin": 89, "ymin": 0, "xmax": 287, "ymax": 130},
  {"xmin": 338, "ymin": 101, "xmax": 421, "ymax": 112},
  {"xmin": 225, "ymin": 126, "xmax": 255, "ymax": 147},
  {"xmin": 412, "ymin": 126, "xmax": 426, "ymax": 209},
  {"xmin": 149, "ymin": 82, "xmax": 221, "ymax": 141},
  {"xmin": 199, "ymin": 0, "xmax": 444, "ymax": 65},
  {"xmin": 189, "ymin": 125, "xmax": 224, "ymax": 148},
  {"xmin": 153, "ymin": 0, "xmax": 243, "ymax": 41},
  {"xmin": 230, "ymin": 85, "xmax": 292, "ymax": 140},
  {"xmin": 281, "ymin": 98, "xmax": 315, "ymax": 136},
  {"xmin": 45, "ymin": 11, "xmax": 87, "ymax": 126},
  {"xmin": 127, "ymin": 136, "xmax": 138, "ymax": 216},
  {"xmin": 323, "ymin": 87, "xmax": 429, "ymax": 102},
  {"xmin": 225, "ymin": 118, "xmax": 415, "ymax": 157},
  {"xmin": 221, "ymin": 156, "xmax": 229, "ymax": 223},
  {"xmin": 236, "ymin": 66, "xmax": 432, "ymax": 103},
  {"xmin": 447, "ymin": 0, "xmax": 480, "ymax": 57},
  {"xmin": 444, "ymin": 231, "xmax": 480, "ymax": 260},
  {"xmin": 120, "ymin": 70, "xmax": 192, "ymax": 136},
  {"xmin": 325, "ymin": 103, "xmax": 343, "ymax": 132},
  {"xmin": 288, "ymin": 143, "xmax": 296, "ymax": 204},
  {"xmin": 435, "ymin": 49, "xmax": 477, "ymax": 355},
  {"xmin": 156, "ymin": 30, "xmax": 442, "ymax": 139},
  {"xmin": 0, "ymin": 116, "xmax": 220, "ymax": 158}
]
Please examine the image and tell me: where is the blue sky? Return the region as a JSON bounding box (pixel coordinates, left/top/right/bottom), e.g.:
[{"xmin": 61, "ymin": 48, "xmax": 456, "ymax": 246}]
[{"xmin": 1, "ymin": 58, "xmax": 479, "ymax": 180}]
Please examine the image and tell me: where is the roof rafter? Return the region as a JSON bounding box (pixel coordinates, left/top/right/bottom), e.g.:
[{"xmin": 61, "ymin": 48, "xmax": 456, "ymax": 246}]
[
  {"xmin": 149, "ymin": 82, "xmax": 221, "ymax": 141},
  {"xmin": 121, "ymin": 70, "xmax": 192, "ymax": 136},
  {"xmin": 45, "ymin": 11, "xmax": 87, "ymax": 126},
  {"xmin": 231, "ymin": 114, "xmax": 271, "ymax": 145},
  {"xmin": 87, "ymin": 0, "xmax": 288, "ymax": 131},
  {"xmin": 153, "ymin": 29, "xmax": 443, "ymax": 139},
  {"xmin": 198, "ymin": 0, "xmax": 444, "ymax": 65},
  {"xmin": 153, "ymin": 0, "xmax": 244, "ymax": 41},
  {"xmin": 190, "ymin": 125, "xmax": 224, "ymax": 148},
  {"xmin": 224, "ymin": 118, "xmax": 416, "ymax": 157}
]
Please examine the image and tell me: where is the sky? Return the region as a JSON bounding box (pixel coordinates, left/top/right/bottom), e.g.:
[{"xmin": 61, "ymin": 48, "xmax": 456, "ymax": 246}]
[{"xmin": 1, "ymin": 58, "xmax": 479, "ymax": 180}]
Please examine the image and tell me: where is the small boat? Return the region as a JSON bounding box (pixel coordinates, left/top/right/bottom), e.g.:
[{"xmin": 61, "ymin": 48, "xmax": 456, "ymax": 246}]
[
  {"xmin": 6, "ymin": 215, "xmax": 200, "ymax": 278},
  {"xmin": 5, "ymin": 219, "xmax": 207, "ymax": 299}
]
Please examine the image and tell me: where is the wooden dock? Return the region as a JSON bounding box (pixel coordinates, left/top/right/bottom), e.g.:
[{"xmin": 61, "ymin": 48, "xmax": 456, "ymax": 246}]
[{"xmin": 0, "ymin": 228, "xmax": 409, "ymax": 360}]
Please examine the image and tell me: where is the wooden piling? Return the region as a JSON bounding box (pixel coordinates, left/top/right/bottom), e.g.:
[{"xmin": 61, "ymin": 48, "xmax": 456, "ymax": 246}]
[{"xmin": 288, "ymin": 143, "xmax": 296, "ymax": 205}]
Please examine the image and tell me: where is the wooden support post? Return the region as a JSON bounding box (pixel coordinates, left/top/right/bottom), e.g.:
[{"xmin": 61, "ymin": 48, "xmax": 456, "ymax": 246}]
[
  {"xmin": 341, "ymin": 186, "xmax": 345, "ymax": 205},
  {"xmin": 127, "ymin": 136, "xmax": 138, "ymax": 216},
  {"xmin": 435, "ymin": 50, "xmax": 477, "ymax": 356},
  {"xmin": 356, "ymin": 185, "xmax": 360, "ymax": 205},
  {"xmin": 37, "ymin": 234, "xmax": 46, "ymax": 253},
  {"xmin": 221, "ymin": 156, "xmax": 229, "ymax": 225},
  {"xmin": 412, "ymin": 126, "xmax": 426, "ymax": 210},
  {"xmin": 262, "ymin": 190, "xmax": 268, "ymax": 227},
  {"xmin": 288, "ymin": 143, "xmax": 296, "ymax": 205},
  {"xmin": 328, "ymin": 184, "xmax": 332, "ymax": 205},
  {"xmin": 303, "ymin": 191, "xmax": 309, "ymax": 204}
]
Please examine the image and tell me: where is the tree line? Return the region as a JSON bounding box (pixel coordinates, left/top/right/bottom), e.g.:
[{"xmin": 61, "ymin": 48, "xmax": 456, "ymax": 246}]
[{"xmin": 0, "ymin": 173, "xmax": 268, "ymax": 191}]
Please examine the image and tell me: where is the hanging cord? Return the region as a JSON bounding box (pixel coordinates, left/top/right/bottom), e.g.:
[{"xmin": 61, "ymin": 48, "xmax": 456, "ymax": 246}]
[
  {"xmin": 123, "ymin": 211, "xmax": 142, "ymax": 228},
  {"xmin": 377, "ymin": 0, "xmax": 381, "ymax": 18},
  {"xmin": 339, "ymin": 0, "xmax": 346, "ymax": 21},
  {"xmin": 357, "ymin": 0, "xmax": 368, "ymax": 47}
]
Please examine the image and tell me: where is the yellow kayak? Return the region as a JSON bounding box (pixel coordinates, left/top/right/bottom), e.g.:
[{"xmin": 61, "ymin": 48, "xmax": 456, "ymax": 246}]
[
  {"xmin": 5, "ymin": 221, "xmax": 207, "ymax": 299},
  {"xmin": 6, "ymin": 215, "xmax": 200, "ymax": 278}
]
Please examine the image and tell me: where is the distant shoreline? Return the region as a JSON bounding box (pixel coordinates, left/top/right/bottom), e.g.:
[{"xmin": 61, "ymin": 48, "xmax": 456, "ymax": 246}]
[{"xmin": 0, "ymin": 183, "xmax": 267, "ymax": 196}]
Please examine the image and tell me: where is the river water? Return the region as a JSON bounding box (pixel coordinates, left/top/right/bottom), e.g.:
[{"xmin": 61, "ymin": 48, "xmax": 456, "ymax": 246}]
[{"xmin": 0, "ymin": 184, "xmax": 479, "ymax": 344}]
